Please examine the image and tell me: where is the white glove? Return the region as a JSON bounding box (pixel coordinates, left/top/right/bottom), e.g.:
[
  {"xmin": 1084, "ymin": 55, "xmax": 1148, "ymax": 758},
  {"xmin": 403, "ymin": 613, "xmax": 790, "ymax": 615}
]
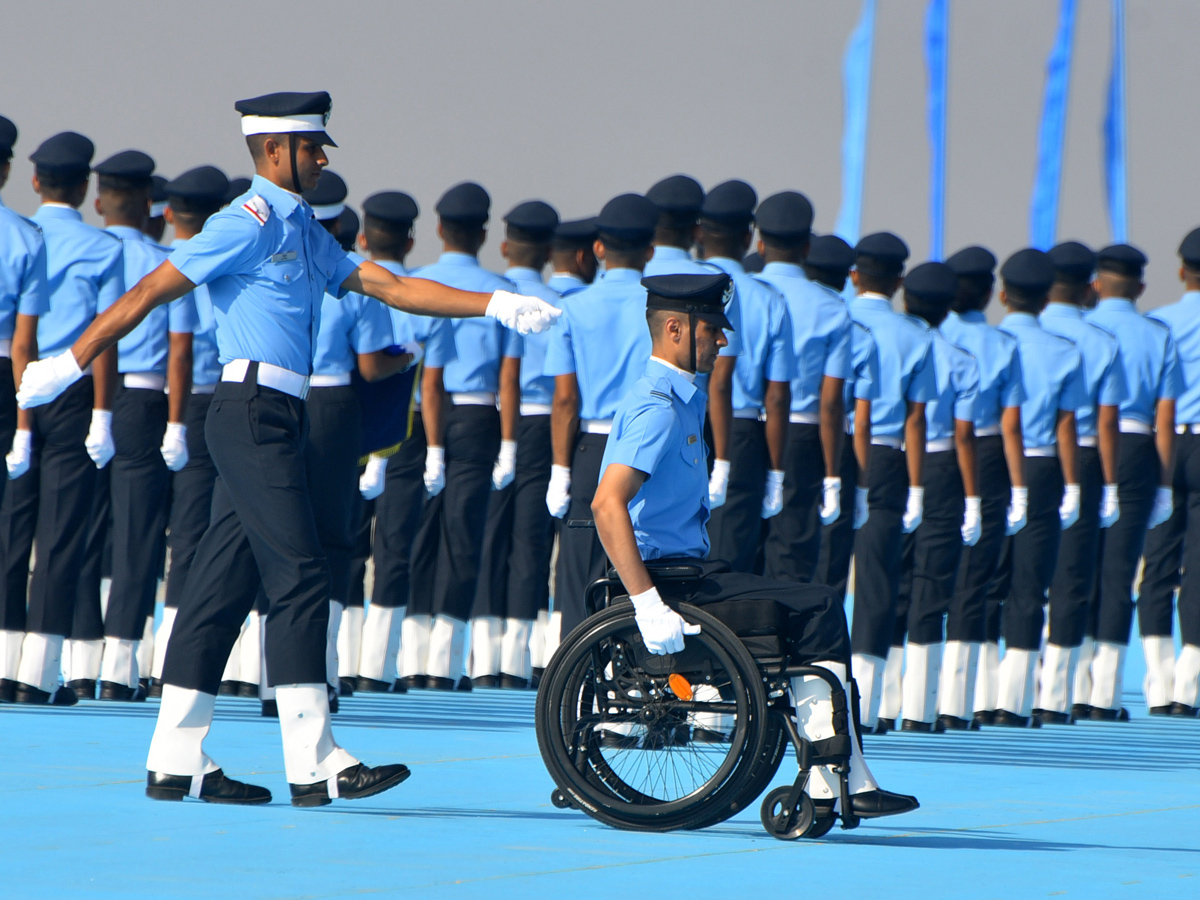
[
  {"xmin": 423, "ymin": 445, "xmax": 445, "ymax": 497},
  {"xmin": 546, "ymin": 464, "xmax": 571, "ymax": 518},
  {"xmin": 1005, "ymin": 486, "xmax": 1028, "ymax": 535},
  {"xmin": 629, "ymin": 585, "xmax": 700, "ymax": 656},
  {"xmin": 359, "ymin": 455, "xmax": 387, "ymax": 500},
  {"xmin": 492, "ymin": 439, "xmax": 517, "ymax": 490},
  {"xmin": 902, "ymin": 486, "xmax": 924, "ymax": 534},
  {"xmin": 1148, "ymin": 486, "xmax": 1174, "ymax": 529},
  {"xmin": 1100, "ymin": 483, "xmax": 1120, "ymax": 528},
  {"xmin": 486, "ymin": 290, "xmax": 562, "ymax": 335},
  {"xmin": 853, "ymin": 486, "xmax": 870, "ymax": 529},
  {"xmin": 17, "ymin": 350, "xmax": 83, "ymax": 409},
  {"xmin": 160, "ymin": 422, "xmax": 188, "ymax": 472},
  {"xmin": 1059, "ymin": 483, "xmax": 1081, "ymax": 530},
  {"xmin": 6, "ymin": 429, "xmax": 32, "ymax": 479},
  {"xmin": 85, "ymin": 409, "xmax": 114, "ymax": 469},
  {"xmin": 399, "ymin": 340, "xmax": 424, "ymax": 371},
  {"xmin": 820, "ymin": 476, "xmax": 842, "ymax": 526},
  {"xmin": 962, "ymin": 496, "xmax": 982, "ymax": 546},
  {"xmin": 761, "ymin": 469, "xmax": 784, "ymax": 518},
  {"xmin": 708, "ymin": 459, "xmax": 730, "ymax": 509}
]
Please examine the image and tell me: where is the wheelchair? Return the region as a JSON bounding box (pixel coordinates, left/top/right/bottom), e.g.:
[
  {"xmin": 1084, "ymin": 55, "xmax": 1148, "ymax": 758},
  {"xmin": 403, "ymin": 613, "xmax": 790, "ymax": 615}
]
[{"xmin": 535, "ymin": 562, "xmax": 864, "ymax": 840}]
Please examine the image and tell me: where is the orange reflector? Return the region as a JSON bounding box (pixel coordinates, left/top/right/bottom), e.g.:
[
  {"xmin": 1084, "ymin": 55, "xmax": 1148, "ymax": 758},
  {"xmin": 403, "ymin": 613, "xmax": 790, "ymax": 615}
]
[{"xmin": 668, "ymin": 673, "xmax": 693, "ymax": 701}]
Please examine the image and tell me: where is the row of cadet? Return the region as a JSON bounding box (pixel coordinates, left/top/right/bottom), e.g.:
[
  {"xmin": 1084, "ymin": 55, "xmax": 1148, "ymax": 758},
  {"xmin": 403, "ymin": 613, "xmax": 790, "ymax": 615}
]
[{"xmin": 1, "ymin": 117, "xmax": 1198, "ymax": 735}]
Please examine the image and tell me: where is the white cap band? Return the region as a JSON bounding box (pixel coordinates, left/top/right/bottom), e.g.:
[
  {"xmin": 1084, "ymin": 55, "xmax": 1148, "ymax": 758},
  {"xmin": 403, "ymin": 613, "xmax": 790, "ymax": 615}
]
[
  {"xmin": 150, "ymin": 201, "xmax": 167, "ymax": 218},
  {"xmin": 310, "ymin": 202, "xmax": 345, "ymax": 221},
  {"xmin": 240, "ymin": 114, "xmax": 328, "ymax": 136}
]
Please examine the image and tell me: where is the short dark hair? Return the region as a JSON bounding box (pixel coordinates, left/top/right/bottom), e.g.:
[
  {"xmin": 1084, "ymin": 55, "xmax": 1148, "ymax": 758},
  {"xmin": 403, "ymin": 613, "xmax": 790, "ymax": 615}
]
[
  {"xmin": 1003, "ymin": 282, "xmax": 1048, "ymax": 313},
  {"xmin": 504, "ymin": 236, "xmax": 548, "ymax": 269},
  {"xmin": 654, "ymin": 222, "xmax": 695, "ymax": 250},
  {"xmin": 761, "ymin": 232, "xmax": 807, "ymax": 253},
  {"xmin": 363, "ymin": 213, "xmax": 412, "ymax": 260},
  {"xmin": 904, "ymin": 290, "xmax": 951, "ymax": 327},
  {"xmin": 168, "ymin": 195, "xmax": 222, "ymax": 219},
  {"xmin": 803, "ymin": 265, "xmax": 848, "ymax": 291},
  {"xmin": 855, "ymin": 269, "xmax": 899, "ymax": 296},
  {"xmin": 951, "ymin": 273, "xmax": 993, "ymax": 313},
  {"xmin": 35, "ymin": 168, "xmax": 88, "ymax": 191},
  {"xmin": 600, "ymin": 241, "xmax": 648, "ymax": 269},
  {"xmin": 440, "ymin": 219, "xmax": 486, "ymax": 253},
  {"xmin": 698, "ymin": 222, "xmax": 749, "ymax": 260},
  {"xmin": 98, "ymin": 184, "xmax": 149, "ymax": 221}
]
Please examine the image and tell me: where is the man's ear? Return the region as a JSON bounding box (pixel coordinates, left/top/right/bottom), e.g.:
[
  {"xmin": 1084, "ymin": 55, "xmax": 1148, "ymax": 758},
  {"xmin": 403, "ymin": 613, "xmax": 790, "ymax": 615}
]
[
  {"xmin": 357, "ymin": 232, "xmax": 368, "ymax": 253},
  {"xmin": 94, "ymin": 196, "xmax": 103, "ymax": 217},
  {"xmin": 593, "ymin": 239, "xmax": 606, "ymax": 263},
  {"xmin": 163, "ymin": 206, "xmax": 175, "ymax": 227},
  {"xmin": 1134, "ymin": 280, "xmax": 1146, "ymax": 300},
  {"xmin": 499, "ymin": 239, "xmax": 508, "ymax": 260},
  {"xmin": 756, "ymin": 237, "xmax": 765, "ymax": 256},
  {"xmin": 849, "ymin": 269, "xmax": 861, "ymax": 289}
]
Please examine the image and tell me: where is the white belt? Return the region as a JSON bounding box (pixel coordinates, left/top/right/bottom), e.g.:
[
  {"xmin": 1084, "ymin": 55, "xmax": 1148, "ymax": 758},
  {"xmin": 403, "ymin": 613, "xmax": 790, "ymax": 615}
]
[
  {"xmin": 733, "ymin": 408, "xmax": 763, "ymax": 420},
  {"xmin": 1026, "ymin": 445, "xmax": 1057, "ymax": 458},
  {"xmin": 221, "ymin": 359, "xmax": 310, "ymax": 400},
  {"xmin": 191, "ymin": 383, "xmax": 217, "ymax": 394},
  {"xmin": 1078, "ymin": 435, "xmax": 1098, "ymax": 448},
  {"xmin": 1119, "ymin": 418, "xmax": 1153, "ymax": 435},
  {"xmin": 309, "ymin": 372, "xmax": 352, "ymax": 388},
  {"xmin": 1178, "ymin": 424, "xmax": 1200, "ymax": 435},
  {"xmin": 450, "ymin": 391, "xmax": 496, "ymax": 406},
  {"xmin": 976, "ymin": 424, "xmax": 1001, "ymax": 437},
  {"xmin": 123, "ymin": 372, "xmax": 166, "ymax": 391},
  {"xmin": 0, "ymin": 339, "xmax": 11, "ymax": 358},
  {"xmin": 581, "ymin": 418, "xmax": 613, "ymax": 434},
  {"xmin": 789, "ymin": 412, "xmax": 820, "ymax": 425},
  {"xmin": 927, "ymin": 437, "xmax": 954, "ymax": 453},
  {"xmin": 872, "ymin": 436, "xmax": 904, "ymax": 450},
  {"xmin": 520, "ymin": 402, "xmax": 552, "ymax": 416}
]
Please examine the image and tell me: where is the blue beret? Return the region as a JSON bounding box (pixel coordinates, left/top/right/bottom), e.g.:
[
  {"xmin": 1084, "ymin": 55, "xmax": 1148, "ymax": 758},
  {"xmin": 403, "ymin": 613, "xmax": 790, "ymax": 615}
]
[
  {"xmin": 362, "ymin": 191, "xmax": 419, "ymax": 226},
  {"xmin": 95, "ymin": 149, "xmax": 156, "ymax": 181},
  {"xmin": 647, "ymin": 174, "xmax": 705, "ymax": 218},
  {"xmin": 166, "ymin": 166, "xmax": 229, "ymax": 207},
  {"xmin": 1047, "ymin": 241, "xmax": 1095, "ymax": 283},
  {"xmin": 904, "ymin": 261, "xmax": 958, "ymax": 304},
  {"xmin": 855, "ymin": 231, "xmax": 909, "ymax": 274},
  {"xmin": 945, "ymin": 245, "xmax": 996, "ymax": 278},
  {"xmin": 701, "ymin": 179, "xmax": 757, "ymax": 226},
  {"xmin": 597, "ymin": 193, "xmax": 657, "ymax": 244},
  {"xmin": 504, "ymin": 200, "xmax": 559, "ymax": 240},
  {"xmin": 1000, "ymin": 248, "xmax": 1055, "ymax": 294},
  {"xmin": 30, "ymin": 131, "xmax": 94, "ymax": 175},
  {"xmin": 436, "ymin": 182, "xmax": 490, "ymax": 225},
  {"xmin": 643, "ymin": 272, "xmax": 734, "ymax": 330},
  {"xmin": 805, "ymin": 234, "xmax": 855, "ymax": 273},
  {"xmin": 302, "ymin": 169, "xmax": 348, "ymax": 219},
  {"xmin": 1096, "ymin": 243, "xmax": 1147, "ymax": 278},
  {"xmin": 0, "ymin": 116, "xmax": 16, "ymax": 155},
  {"xmin": 553, "ymin": 216, "xmax": 598, "ymax": 248},
  {"xmin": 224, "ymin": 176, "xmax": 252, "ymax": 206},
  {"xmin": 755, "ymin": 191, "xmax": 813, "ymax": 239},
  {"xmin": 235, "ymin": 91, "xmax": 336, "ymax": 146},
  {"xmin": 1180, "ymin": 228, "xmax": 1200, "ymax": 269}
]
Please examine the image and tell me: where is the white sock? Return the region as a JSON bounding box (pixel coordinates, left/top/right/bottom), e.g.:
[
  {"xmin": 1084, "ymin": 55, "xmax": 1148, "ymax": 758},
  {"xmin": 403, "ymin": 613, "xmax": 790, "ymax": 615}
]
[
  {"xmin": 0, "ymin": 629, "xmax": 23, "ymax": 680},
  {"xmin": 1036, "ymin": 644, "xmax": 1073, "ymax": 714},
  {"xmin": 1072, "ymin": 636, "xmax": 1095, "ymax": 708},
  {"xmin": 67, "ymin": 638, "xmax": 103, "ymax": 683},
  {"xmin": 399, "ymin": 614, "xmax": 432, "ymax": 678},
  {"xmin": 996, "ymin": 647, "xmax": 1036, "ymax": 716},
  {"xmin": 337, "ymin": 605, "xmax": 365, "ymax": 679},
  {"xmin": 851, "ymin": 653, "xmax": 885, "ymax": 728},
  {"xmin": 427, "ymin": 616, "xmax": 466, "ymax": 680},
  {"xmin": 1142, "ymin": 635, "xmax": 1176, "ymax": 709},
  {"xmin": 937, "ymin": 640, "xmax": 978, "ymax": 720},
  {"xmin": 542, "ymin": 611, "xmax": 562, "ymax": 663},
  {"xmin": 275, "ymin": 683, "xmax": 359, "ymax": 785},
  {"xmin": 500, "ymin": 618, "xmax": 533, "ymax": 679},
  {"xmin": 973, "ymin": 641, "xmax": 1000, "ymax": 713},
  {"xmin": 877, "ymin": 645, "xmax": 904, "ymax": 722},
  {"xmin": 1173, "ymin": 644, "xmax": 1200, "ymax": 707},
  {"xmin": 326, "ymin": 600, "xmax": 344, "ymax": 687},
  {"xmin": 529, "ymin": 610, "xmax": 550, "ymax": 670},
  {"xmin": 151, "ymin": 607, "xmax": 178, "ymax": 681},
  {"xmin": 901, "ymin": 642, "xmax": 942, "ymax": 724},
  {"xmin": 18, "ymin": 633, "xmax": 65, "ymax": 693},
  {"xmin": 359, "ymin": 605, "xmax": 400, "ymax": 682},
  {"xmin": 146, "ymin": 685, "xmax": 220, "ymax": 776},
  {"xmin": 1087, "ymin": 641, "xmax": 1125, "ymax": 711},
  {"xmin": 468, "ymin": 616, "xmax": 503, "ymax": 679},
  {"xmin": 100, "ymin": 637, "xmax": 139, "ymax": 688}
]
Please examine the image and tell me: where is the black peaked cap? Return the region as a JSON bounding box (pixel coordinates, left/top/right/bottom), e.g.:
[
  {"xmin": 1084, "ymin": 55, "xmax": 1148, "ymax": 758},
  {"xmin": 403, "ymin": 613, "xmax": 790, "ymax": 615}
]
[
  {"xmin": 904, "ymin": 261, "xmax": 958, "ymax": 304},
  {"xmin": 756, "ymin": 191, "xmax": 814, "ymax": 239},
  {"xmin": 1096, "ymin": 243, "xmax": 1147, "ymax": 278},
  {"xmin": 702, "ymin": 179, "xmax": 757, "ymax": 226},
  {"xmin": 1179, "ymin": 228, "xmax": 1200, "ymax": 268},
  {"xmin": 504, "ymin": 200, "xmax": 559, "ymax": 239},
  {"xmin": 945, "ymin": 245, "xmax": 997, "ymax": 278},
  {"xmin": 647, "ymin": 174, "xmax": 705, "ymax": 216},
  {"xmin": 95, "ymin": 149, "xmax": 156, "ymax": 180},
  {"xmin": 302, "ymin": 170, "xmax": 348, "ymax": 208},
  {"xmin": 436, "ymin": 182, "xmax": 490, "ymax": 224},
  {"xmin": 1001, "ymin": 248, "xmax": 1055, "ymax": 294},
  {"xmin": 167, "ymin": 166, "xmax": 229, "ymax": 206},
  {"xmin": 363, "ymin": 191, "xmax": 419, "ymax": 226},
  {"xmin": 1048, "ymin": 241, "xmax": 1096, "ymax": 283},
  {"xmin": 597, "ymin": 194, "xmax": 657, "ymax": 243},
  {"xmin": 30, "ymin": 131, "xmax": 95, "ymax": 174},
  {"xmin": 643, "ymin": 273, "xmax": 734, "ymax": 330},
  {"xmin": 806, "ymin": 234, "xmax": 855, "ymax": 273}
]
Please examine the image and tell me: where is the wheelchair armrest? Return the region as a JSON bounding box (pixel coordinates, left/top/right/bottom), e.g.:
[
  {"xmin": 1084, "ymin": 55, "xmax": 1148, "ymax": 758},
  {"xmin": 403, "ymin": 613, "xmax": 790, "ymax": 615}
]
[{"xmin": 604, "ymin": 562, "xmax": 704, "ymax": 584}]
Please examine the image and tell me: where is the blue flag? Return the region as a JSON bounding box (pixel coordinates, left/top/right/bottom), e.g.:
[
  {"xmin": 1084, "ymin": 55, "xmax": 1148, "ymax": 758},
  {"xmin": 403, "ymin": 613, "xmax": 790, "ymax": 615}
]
[
  {"xmin": 1104, "ymin": 0, "xmax": 1128, "ymax": 242},
  {"xmin": 1029, "ymin": 0, "xmax": 1076, "ymax": 250},
  {"xmin": 925, "ymin": 0, "xmax": 949, "ymax": 261},
  {"xmin": 834, "ymin": 0, "xmax": 876, "ymax": 247}
]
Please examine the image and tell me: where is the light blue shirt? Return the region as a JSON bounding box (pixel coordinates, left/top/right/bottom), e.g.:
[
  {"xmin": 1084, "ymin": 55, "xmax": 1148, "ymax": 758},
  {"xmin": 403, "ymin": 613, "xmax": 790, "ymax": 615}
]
[
  {"xmin": 311, "ymin": 289, "xmax": 395, "ymax": 376},
  {"xmin": 600, "ymin": 358, "xmax": 709, "ymax": 560},
  {"xmin": 999, "ymin": 312, "xmax": 1088, "ymax": 448},
  {"xmin": 848, "ymin": 293, "xmax": 936, "ymax": 440},
  {"xmin": 505, "ymin": 266, "xmax": 561, "ymax": 407},
  {"xmin": 0, "ymin": 200, "xmax": 50, "ymax": 338},
  {"xmin": 845, "ymin": 321, "xmax": 882, "ymax": 435},
  {"xmin": 939, "ymin": 309, "xmax": 1025, "ymax": 431},
  {"xmin": 756, "ymin": 262, "xmax": 851, "ymax": 415},
  {"xmin": 1086, "ymin": 298, "xmax": 1182, "ymax": 425},
  {"xmin": 168, "ymin": 175, "xmax": 359, "ymax": 375},
  {"xmin": 372, "ymin": 260, "xmax": 456, "ymax": 369},
  {"xmin": 170, "ymin": 238, "xmax": 220, "ymax": 386},
  {"xmin": 1039, "ymin": 302, "xmax": 1127, "ymax": 438},
  {"xmin": 32, "ymin": 204, "xmax": 124, "ymax": 358},
  {"xmin": 108, "ymin": 225, "xmax": 196, "ymax": 375},
  {"xmin": 547, "ymin": 272, "xmax": 586, "ymax": 295},
  {"xmin": 409, "ymin": 252, "xmax": 520, "ymax": 394},
  {"xmin": 644, "ymin": 245, "xmax": 742, "ymax": 358},
  {"xmin": 1148, "ymin": 292, "xmax": 1200, "ymax": 425},
  {"xmin": 544, "ymin": 267, "xmax": 654, "ymax": 421},
  {"xmin": 921, "ymin": 325, "xmax": 980, "ymax": 443}
]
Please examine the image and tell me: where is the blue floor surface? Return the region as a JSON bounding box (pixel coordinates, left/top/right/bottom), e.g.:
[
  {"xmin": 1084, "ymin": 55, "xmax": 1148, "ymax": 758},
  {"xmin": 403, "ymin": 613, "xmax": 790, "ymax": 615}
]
[{"xmin": 3, "ymin": 683, "xmax": 1199, "ymax": 899}]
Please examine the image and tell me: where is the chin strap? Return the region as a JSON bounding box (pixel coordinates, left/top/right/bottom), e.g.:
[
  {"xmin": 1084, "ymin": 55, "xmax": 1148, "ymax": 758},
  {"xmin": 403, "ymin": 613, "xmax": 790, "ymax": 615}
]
[
  {"xmin": 687, "ymin": 311, "xmax": 698, "ymax": 374},
  {"xmin": 288, "ymin": 135, "xmax": 303, "ymax": 194}
]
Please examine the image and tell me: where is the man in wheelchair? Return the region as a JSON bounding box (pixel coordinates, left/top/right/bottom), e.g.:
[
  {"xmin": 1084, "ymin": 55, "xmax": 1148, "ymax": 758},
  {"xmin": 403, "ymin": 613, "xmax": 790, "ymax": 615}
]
[{"xmin": 589, "ymin": 272, "xmax": 918, "ymax": 823}]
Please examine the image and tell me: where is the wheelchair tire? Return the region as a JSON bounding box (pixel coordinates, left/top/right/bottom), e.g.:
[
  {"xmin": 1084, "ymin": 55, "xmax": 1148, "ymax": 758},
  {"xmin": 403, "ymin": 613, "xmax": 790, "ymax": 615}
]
[
  {"xmin": 685, "ymin": 705, "xmax": 788, "ymax": 830},
  {"xmin": 536, "ymin": 602, "xmax": 770, "ymax": 832},
  {"xmin": 760, "ymin": 786, "xmax": 815, "ymax": 841}
]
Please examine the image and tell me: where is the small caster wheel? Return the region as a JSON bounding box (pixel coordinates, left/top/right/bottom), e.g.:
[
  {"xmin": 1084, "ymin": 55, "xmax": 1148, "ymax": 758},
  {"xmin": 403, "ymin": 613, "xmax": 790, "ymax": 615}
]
[
  {"xmin": 806, "ymin": 809, "xmax": 837, "ymax": 838},
  {"xmin": 760, "ymin": 786, "xmax": 815, "ymax": 841},
  {"xmin": 551, "ymin": 788, "xmax": 574, "ymax": 809}
]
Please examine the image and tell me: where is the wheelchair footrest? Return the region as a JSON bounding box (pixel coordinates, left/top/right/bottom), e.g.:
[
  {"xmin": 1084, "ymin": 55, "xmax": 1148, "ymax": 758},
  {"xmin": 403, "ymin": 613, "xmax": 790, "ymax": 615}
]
[{"xmin": 810, "ymin": 735, "xmax": 852, "ymax": 765}]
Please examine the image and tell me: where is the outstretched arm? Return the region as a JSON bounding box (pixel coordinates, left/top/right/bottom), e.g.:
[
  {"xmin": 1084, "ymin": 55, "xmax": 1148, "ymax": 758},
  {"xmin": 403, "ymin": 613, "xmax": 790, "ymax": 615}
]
[{"xmin": 346, "ymin": 261, "xmax": 492, "ymax": 318}]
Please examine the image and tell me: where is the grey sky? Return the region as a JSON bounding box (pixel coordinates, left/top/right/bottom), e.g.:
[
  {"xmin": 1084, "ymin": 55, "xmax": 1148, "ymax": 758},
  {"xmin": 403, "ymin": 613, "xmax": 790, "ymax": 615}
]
[{"xmin": 2, "ymin": 0, "xmax": 1197, "ymax": 310}]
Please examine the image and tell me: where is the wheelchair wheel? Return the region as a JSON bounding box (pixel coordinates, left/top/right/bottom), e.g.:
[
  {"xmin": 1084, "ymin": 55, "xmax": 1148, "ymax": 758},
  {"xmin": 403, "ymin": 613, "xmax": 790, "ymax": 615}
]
[
  {"xmin": 685, "ymin": 704, "xmax": 788, "ymax": 830},
  {"xmin": 536, "ymin": 602, "xmax": 770, "ymax": 832},
  {"xmin": 760, "ymin": 786, "xmax": 815, "ymax": 841}
]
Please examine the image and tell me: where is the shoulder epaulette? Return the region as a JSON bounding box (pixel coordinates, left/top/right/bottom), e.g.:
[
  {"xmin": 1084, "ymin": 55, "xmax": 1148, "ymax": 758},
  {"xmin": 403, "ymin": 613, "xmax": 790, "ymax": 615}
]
[{"xmin": 239, "ymin": 195, "xmax": 271, "ymax": 227}]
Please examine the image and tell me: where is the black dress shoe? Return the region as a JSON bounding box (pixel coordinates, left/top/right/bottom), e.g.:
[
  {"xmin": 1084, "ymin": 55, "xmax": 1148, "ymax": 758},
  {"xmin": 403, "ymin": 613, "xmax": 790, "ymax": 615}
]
[
  {"xmin": 1089, "ymin": 706, "xmax": 1130, "ymax": 722},
  {"xmin": 400, "ymin": 675, "xmax": 427, "ymax": 691},
  {"xmin": 338, "ymin": 677, "xmax": 355, "ymax": 697},
  {"xmin": 972, "ymin": 710, "xmax": 995, "ymax": 727},
  {"xmin": 15, "ymin": 683, "xmax": 78, "ymax": 705},
  {"xmin": 146, "ymin": 768, "xmax": 271, "ymax": 805},
  {"xmin": 455, "ymin": 676, "xmax": 473, "ymax": 692},
  {"xmin": 289, "ymin": 762, "xmax": 410, "ymax": 808},
  {"xmin": 218, "ymin": 680, "xmax": 240, "ymax": 696},
  {"xmin": 356, "ymin": 676, "xmax": 392, "ymax": 693},
  {"xmin": 529, "ymin": 671, "xmax": 541, "ymax": 690},
  {"xmin": 147, "ymin": 679, "xmax": 163, "ymax": 698},
  {"xmin": 99, "ymin": 681, "xmax": 147, "ymax": 702},
  {"xmin": 992, "ymin": 709, "xmax": 1040, "ymax": 728},
  {"xmin": 237, "ymin": 682, "xmax": 258, "ymax": 698},
  {"xmin": 389, "ymin": 679, "xmax": 408, "ymax": 694},
  {"xmin": 849, "ymin": 789, "xmax": 920, "ymax": 818},
  {"xmin": 0, "ymin": 679, "xmax": 16, "ymax": 703},
  {"xmin": 900, "ymin": 719, "xmax": 933, "ymax": 733},
  {"xmin": 261, "ymin": 699, "xmax": 278, "ymax": 718},
  {"xmin": 1033, "ymin": 709, "xmax": 1072, "ymax": 726},
  {"xmin": 499, "ymin": 674, "xmax": 529, "ymax": 690},
  {"xmin": 472, "ymin": 675, "xmax": 499, "ymax": 689},
  {"xmin": 1071, "ymin": 703, "xmax": 1093, "ymax": 720},
  {"xmin": 1170, "ymin": 702, "xmax": 1199, "ymax": 717},
  {"xmin": 935, "ymin": 714, "xmax": 976, "ymax": 732},
  {"xmin": 871, "ymin": 719, "xmax": 892, "ymax": 735},
  {"xmin": 426, "ymin": 676, "xmax": 455, "ymax": 691},
  {"xmin": 139, "ymin": 677, "xmax": 151, "ymax": 693},
  {"xmin": 67, "ymin": 679, "xmax": 96, "ymax": 700},
  {"xmin": 1149, "ymin": 705, "xmax": 1173, "ymax": 716}
]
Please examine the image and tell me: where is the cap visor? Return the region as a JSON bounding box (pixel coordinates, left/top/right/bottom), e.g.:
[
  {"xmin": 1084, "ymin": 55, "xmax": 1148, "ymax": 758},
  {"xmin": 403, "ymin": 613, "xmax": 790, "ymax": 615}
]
[{"xmin": 700, "ymin": 312, "xmax": 734, "ymax": 331}]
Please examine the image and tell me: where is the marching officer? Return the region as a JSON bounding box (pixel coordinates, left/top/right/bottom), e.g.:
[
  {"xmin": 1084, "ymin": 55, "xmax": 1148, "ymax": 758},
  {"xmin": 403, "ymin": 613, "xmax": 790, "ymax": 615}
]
[
  {"xmin": 17, "ymin": 91, "xmax": 557, "ymax": 804},
  {"xmin": 546, "ymin": 217, "xmax": 597, "ymax": 294}
]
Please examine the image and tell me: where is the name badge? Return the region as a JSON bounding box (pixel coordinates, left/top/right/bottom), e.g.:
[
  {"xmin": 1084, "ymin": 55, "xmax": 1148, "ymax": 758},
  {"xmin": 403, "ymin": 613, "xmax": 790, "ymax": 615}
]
[
  {"xmin": 687, "ymin": 434, "xmax": 698, "ymax": 444},
  {"xmin": 270, "ymin": 250, "xmax": 298, "ymax": 263}
]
